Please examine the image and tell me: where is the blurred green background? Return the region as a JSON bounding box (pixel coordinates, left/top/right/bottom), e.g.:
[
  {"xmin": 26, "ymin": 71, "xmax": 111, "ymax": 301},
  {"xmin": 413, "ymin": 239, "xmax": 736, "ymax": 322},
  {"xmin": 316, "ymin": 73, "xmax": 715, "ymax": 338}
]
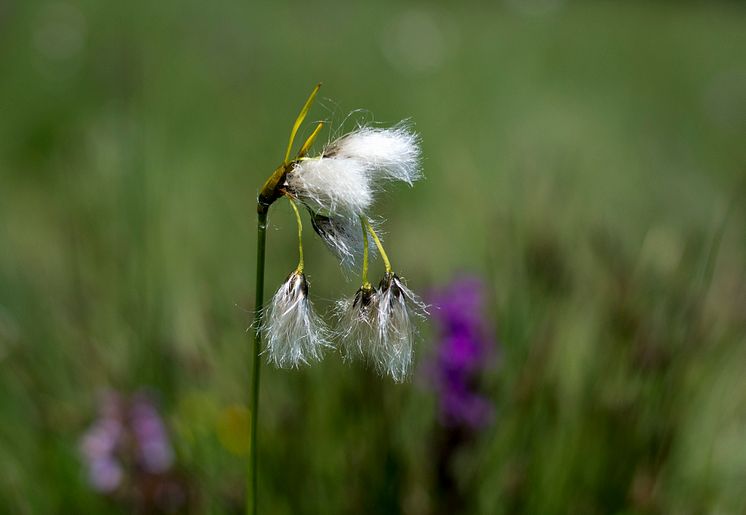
[{"xmin": 1, "ymin": 0, "xmax": 745, "ymax": 513}]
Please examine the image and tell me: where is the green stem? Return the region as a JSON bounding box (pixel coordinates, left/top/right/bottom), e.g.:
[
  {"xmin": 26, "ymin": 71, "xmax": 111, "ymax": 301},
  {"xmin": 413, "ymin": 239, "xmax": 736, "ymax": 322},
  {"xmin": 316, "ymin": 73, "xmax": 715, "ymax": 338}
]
[
  {"xmin": 287, "ymin": 196, "xmax": 304, "ymax": 273},
  {"xmin": 360, "ymin": 216, "xmax": 371, "ymax": 288},
  {"xmin": 364, "ymin": 218, "xmax": 393, "ymax": 274},
  {"xmin": 248, "ymin": 205, "xmax": 268, "ymax": 515}
]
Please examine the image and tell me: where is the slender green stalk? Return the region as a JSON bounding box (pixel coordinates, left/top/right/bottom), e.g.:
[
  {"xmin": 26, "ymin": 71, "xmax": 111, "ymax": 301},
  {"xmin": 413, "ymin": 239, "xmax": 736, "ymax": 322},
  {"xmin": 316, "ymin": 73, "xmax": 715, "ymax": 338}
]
[
  {"xmin": 364, "ymin": 218, "xmax": 393, "ymax": 273},
  {"xmin": 287, "ymin": 196, "xmax": 304, "ymax": 273},
  {"xmin": 360, "ymin": 216, "xmax": 371, "ymax": 288},
  {"xmin": 248, "ymin": 204, "xmax": 268, "ymax": 515}
]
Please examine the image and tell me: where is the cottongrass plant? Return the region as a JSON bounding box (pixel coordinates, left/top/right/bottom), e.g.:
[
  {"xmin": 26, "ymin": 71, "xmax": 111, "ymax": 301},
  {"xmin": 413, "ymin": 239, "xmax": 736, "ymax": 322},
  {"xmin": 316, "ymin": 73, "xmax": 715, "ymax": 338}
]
[{"xmin": 248, "ymin": 84, "xmax": 426, "ymax": 514}]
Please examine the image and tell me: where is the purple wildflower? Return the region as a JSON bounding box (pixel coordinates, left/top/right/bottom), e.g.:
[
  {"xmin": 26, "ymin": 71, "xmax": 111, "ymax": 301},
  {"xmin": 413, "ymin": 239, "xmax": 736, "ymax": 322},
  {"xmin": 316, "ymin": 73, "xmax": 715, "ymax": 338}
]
[
  {"xmin": 79, "ymin": 391, "xmax": 126, "ymax": 492},
  {"xmin": 88, "ymin": 457, "xmax": 124, "ymax": 492},
  {"xmin": 79, "ymin": 390, "xmax": 175, "ymax": 492},
  {"xmin": 429, "ymin": 277, "xmax": 496, "ymax": 429},
  {"xmin": 130, "ymin": 393, "xmax": 174, "ymax": 474}
]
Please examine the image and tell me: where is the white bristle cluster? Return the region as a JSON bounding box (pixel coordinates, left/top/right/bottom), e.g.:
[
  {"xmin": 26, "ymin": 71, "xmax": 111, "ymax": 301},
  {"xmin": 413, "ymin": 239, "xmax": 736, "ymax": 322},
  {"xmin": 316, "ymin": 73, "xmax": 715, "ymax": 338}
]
[
  {"xmin": 309, "ymin": 213, "xmax": 366, "ymax": 269},
  {"xmin": 336, "ymin": 288, "xmax": 378, "ymax": 363},
  {"xmin": 287, "ymin": 157, "xmax": 373, "ymax": 216},
  {"xmin": 261, "ymin": 271, "xmax": 331, "ymax": 368},
  {"xmin": 335, "ymin": 275, "xmax": 427, "ymax": 383},
  {"xmin": 373, "ymin": 274, "xmax": 427, "ymax": 382},
  {"xmin": 329, "ymin": 125, "xmax": 422, "ymax": 185},
  {"xmin": 285, "ymin": 124, "xmax": 421, "ymax": 265}
]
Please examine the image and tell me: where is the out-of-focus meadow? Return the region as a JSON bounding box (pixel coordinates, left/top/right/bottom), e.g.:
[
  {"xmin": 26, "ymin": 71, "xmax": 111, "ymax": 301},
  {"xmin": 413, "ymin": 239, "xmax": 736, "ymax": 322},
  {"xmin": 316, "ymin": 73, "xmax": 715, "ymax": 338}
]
[{"xmin": 1, "ymin": 0, "xmax": 746, "ymax": 513}]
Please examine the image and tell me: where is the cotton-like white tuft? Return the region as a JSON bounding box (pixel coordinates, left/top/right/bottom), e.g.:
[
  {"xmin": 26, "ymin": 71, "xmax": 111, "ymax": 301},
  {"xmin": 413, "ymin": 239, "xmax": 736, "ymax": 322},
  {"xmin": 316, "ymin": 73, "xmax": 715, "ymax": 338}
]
[
  {"xmin": 372, "ymin": 273, "xmax": 427, "ymax": 382},
  {"xmin": 286, "ymin": 122, "xmax": 422, "ymax": 266},
  {"xmin": 327, "ymin": 125, "xmax": 422, "ymax": 185},
  {"xmin": 286, "ymin": 157, "xmax": 373, "ymax": 216},
  {"xmin": 309, "ymin": 212, "xmax": 380, "ymax": 269},
  {"xmin": 335, "ymin": 285, "xmax": 378, "ymax": 362},
  {"xmin": 261, "ymin": 271, "xmax": 331, "ymax": 368},
  {"xmin": 336, "ymin": 273, "xmax": 426, "ymax": 382}
]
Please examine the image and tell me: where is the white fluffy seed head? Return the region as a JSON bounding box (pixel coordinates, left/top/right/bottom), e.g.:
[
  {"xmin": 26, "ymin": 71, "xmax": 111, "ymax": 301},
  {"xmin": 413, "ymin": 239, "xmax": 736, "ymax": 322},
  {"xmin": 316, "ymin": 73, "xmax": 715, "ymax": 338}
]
[
  {"xmin": 285, "ymin": 124, "xmax": 421, "ymax": 220},
  {"xmin": 336, "ymin": 274, "xmax": 426, "ymax": 383},
  {"xmin": 373, "ymin": 273, "xmax": 427, "ymax": 382},
  {"xmin": 286, "ymin": 157, "xmax": 373, "ymax": 216},
  {"xmin": 309, "ymin": 212, "xmax": 379, "ymax": 269},
  {"xmin": 335, "ymin": 285, "xmax": 378, "ymax": 362},
  {"xmin": 327, "ymin": 125, "xmax": 422, "ymax": 185},
  {"xmin": 261, "ymin": 271, "xmax": 332, "ymax": 368}
]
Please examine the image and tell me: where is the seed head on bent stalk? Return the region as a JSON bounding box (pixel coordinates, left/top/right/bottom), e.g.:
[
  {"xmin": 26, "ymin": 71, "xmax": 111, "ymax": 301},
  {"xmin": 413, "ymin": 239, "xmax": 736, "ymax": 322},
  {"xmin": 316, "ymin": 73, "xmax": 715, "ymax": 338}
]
[{"xmin": 248, "ymin": 83, "xmax": 426, "ymax": 514}]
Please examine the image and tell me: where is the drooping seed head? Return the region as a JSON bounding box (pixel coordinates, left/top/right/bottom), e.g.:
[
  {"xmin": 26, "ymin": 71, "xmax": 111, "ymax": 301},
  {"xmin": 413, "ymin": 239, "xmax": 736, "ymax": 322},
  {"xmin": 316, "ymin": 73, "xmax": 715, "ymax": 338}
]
[
  {"xmin": 372, "ymin": 272, "xmax": 427, "ymax": 383},
  {"xmin": 262, "ymin": 270, "xmax": 332, "ymax": 368},
  {"xmin": 335, "ymin": 284, "xmax": 378, "ymax": 362},
  {"xmin": 309, "ymin": 211, "xmax": 380, "ymax": 269},
  {"xmin": 337, "ymin": 273, "xmax": 426, "ymax": 382}
]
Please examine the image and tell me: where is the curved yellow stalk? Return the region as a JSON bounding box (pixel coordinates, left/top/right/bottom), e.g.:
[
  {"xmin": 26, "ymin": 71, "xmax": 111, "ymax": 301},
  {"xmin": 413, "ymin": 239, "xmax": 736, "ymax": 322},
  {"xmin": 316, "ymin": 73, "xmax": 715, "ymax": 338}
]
[
  {"xmin": 286, "ymin": 196, "xmax": 304, "ymax": 273},
  {"xmin": 360, "ymin": 216, "xmax": 371, "ymax": 289}
]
